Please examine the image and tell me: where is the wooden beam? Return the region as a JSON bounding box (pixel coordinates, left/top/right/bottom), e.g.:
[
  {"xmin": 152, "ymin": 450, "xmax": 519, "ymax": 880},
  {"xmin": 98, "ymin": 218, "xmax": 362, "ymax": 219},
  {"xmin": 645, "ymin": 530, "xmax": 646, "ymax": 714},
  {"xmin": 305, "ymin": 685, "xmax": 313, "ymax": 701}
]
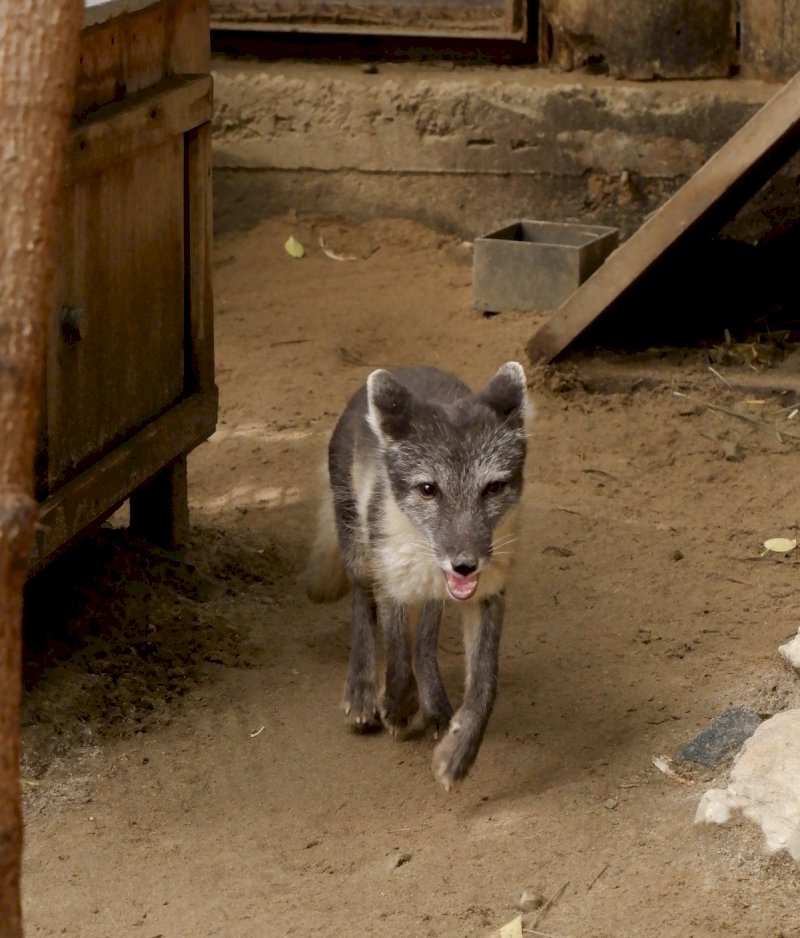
[
  {"xmin": 129, "ymin": 455, "xmax": 190, "ymax": 548},
  {"xmin": 527, "ymin": 69, "xmax": 800, "ymax": 364},
  {"xmin": 31, "ymin": 388, "xmax": 217, "ymax": 575},
  {"xmin": 66, "ymin": 74, "xmax": 213, "ymax": 183},
  {"xmin": 210, "ymin": 18, "xmax": 524, "ymax": 39}
]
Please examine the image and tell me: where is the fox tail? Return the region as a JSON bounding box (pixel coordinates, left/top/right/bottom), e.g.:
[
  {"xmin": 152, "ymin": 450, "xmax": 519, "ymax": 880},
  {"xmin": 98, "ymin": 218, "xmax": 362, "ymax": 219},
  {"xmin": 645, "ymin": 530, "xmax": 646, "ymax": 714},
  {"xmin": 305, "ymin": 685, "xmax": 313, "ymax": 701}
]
[{"xmin": 304, "ymin": 488, "xmax": 349, "ymax": 603}]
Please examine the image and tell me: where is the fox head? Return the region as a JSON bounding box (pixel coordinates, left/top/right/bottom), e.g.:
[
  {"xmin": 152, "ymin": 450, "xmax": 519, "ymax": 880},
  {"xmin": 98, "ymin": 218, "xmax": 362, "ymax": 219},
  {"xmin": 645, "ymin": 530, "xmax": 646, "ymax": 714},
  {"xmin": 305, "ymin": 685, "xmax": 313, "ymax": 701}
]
[{"xmin": 366, "ymin": 363, "xmax": 529, "ymax": 602}]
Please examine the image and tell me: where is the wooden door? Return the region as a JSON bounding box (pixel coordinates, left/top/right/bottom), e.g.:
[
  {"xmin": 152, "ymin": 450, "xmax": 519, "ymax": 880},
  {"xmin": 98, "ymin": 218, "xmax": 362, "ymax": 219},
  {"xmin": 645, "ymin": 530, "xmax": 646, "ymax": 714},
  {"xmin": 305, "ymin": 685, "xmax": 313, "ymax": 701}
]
[{"xmin": 46, "ymin": 130, "xmax": 186, "ymax": 490}]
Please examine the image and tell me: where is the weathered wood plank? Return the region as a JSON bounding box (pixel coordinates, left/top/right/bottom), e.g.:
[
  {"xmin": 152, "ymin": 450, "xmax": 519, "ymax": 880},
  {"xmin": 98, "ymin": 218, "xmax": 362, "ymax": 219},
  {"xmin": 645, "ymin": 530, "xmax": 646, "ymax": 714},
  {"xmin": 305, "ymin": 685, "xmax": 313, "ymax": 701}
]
[
  {"xmin": 66, "ymin": 74, "xmax": 213, "ymax": 183},
  {"xmin": 740, "ymin": 0, "xmax": 800, "ymax": 82},
  {"xmin": 52, "ymin": 133, "xmax": 186, "ymax": 488},
  {"xmin": 185, "ymin": 121, "xmax": 215, "ymax": 392},
  {"xmin": 526, "ymin": 69, "xmax": 800, "ymax": 364},
  {"xmin": 77, "ymin": 0, "xmax": 209, "ymax": 114},
  {"xmin": 83, "ymin": 0, "xmax": 163, "ymax": 29},
  {"xmin": 210, "ymin": 0, "xmax": 523, "ymax": 38},
  {"xmin": 211, "ymin": 19, "xmax": 520, "ymax": 38},
  {"xmin": 540, "ymin": 0, "xmax": 734, "ymax": 79},
  {"xmin": 32, "ymin": 389, "xmax": 218, "ymax": 574},
  {"xmin": 170, "ymin": 0, "xmax": 211, "ymax": 74}
]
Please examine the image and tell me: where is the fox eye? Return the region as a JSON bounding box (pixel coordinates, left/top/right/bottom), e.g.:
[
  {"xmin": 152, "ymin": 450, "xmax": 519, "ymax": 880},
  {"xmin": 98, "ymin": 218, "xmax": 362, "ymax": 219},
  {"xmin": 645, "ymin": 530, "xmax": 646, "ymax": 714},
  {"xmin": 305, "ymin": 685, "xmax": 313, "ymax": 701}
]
[
  {"xmin": 417, "ymin": 482, "xmax": 438, "ymax": 498},
  {"xmin": 483, "ymin": 479, "xmax": 507, "ymax": 497}
]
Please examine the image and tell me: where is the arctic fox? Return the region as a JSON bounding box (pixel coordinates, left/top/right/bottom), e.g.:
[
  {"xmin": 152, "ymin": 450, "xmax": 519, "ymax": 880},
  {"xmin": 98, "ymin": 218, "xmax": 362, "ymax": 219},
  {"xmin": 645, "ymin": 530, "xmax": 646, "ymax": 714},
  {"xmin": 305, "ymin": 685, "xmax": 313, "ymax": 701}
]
[{"xmin": 305, "ymin": 362, "xmax": 529, "ymax": 789}]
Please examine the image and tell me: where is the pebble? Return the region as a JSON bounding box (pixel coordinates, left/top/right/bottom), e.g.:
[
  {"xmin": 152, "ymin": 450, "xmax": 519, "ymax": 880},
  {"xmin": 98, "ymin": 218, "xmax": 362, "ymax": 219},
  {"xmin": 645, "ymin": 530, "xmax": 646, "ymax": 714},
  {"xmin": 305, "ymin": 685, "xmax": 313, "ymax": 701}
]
[
  {"xmin": 372, "ymin": 850, "xmax": 412, "ymax": 874},
  {"xmin": 720, "ymin": 440, "xmax": 745, "ymax": 462},
  {"xmin": 517, "ymin": 889, "xmax": 545, "ymax": 912}
]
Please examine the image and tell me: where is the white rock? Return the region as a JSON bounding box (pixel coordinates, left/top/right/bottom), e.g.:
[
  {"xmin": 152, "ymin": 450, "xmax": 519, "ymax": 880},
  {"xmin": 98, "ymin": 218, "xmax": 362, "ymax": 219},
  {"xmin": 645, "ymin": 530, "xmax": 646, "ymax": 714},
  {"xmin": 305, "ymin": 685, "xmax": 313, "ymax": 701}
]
[
  {"xmin": 695, "ymin": 709, "xmax": 800, "ymax": 860},
  {"xmin": 778, "ymin": 629, "xmax": 800, "ymax": 673},
  {"xmin": 696, "ymin": 788, "xmax": 732, "ymax": 825}
]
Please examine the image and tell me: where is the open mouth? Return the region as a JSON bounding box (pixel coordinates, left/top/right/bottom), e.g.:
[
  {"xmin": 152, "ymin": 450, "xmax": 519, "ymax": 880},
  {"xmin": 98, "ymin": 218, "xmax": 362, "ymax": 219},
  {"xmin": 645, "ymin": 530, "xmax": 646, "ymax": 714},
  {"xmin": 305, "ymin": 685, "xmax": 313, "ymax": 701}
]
[{"xmin": 445, "ymin": 570, "xmax": 479, "ymax": 602}]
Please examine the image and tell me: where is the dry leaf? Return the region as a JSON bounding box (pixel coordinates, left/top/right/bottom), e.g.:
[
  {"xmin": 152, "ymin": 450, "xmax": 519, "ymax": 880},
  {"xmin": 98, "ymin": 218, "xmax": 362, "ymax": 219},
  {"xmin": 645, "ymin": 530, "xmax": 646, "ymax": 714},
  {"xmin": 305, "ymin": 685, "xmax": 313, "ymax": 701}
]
[
  {"xmin": 763, "ymin": 538, "xmax": 797, "ymax": 553},
  {"xmin": 652, "ymin": 755, "xmax": 695, "ymax": 786},
  {"xmin": 284, "ymin": 235, "xmax": 305, "ymax": 258},
  {"xmin": 319, "ymin": 234, "xmax": 357, "ymax": 262},
  {"xmin": 487, "ymin": 915, "xmax": 522, "ymax": 938}
]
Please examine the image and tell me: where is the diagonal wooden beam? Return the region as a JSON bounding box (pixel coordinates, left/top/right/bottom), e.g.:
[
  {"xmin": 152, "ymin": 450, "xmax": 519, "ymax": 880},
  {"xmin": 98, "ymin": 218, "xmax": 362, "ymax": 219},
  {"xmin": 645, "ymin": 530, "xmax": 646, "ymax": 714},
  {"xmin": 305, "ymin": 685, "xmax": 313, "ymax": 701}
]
[{"xmin": 527, "ymin": 70, "xmax": 800, "ymax": 364}]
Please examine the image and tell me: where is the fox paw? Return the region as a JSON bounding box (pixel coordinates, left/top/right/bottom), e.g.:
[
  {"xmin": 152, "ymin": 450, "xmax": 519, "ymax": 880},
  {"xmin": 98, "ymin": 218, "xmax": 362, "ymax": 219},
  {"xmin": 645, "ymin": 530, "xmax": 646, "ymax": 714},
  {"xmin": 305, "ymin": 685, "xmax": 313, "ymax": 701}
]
[
  {"xmin": 432, "ymin": 717, "xmax": 477, "ymax": 791},
  {"xmin": 342, "ymin": 679, "xmax": 380, "ymax": 730},
  {"xmin": 379, "ymin": 684, "xmax": 419, "ymax": 738},
  {"xmin": 421, "ymin": 706, "xmax": 453, "ymax": 741}
]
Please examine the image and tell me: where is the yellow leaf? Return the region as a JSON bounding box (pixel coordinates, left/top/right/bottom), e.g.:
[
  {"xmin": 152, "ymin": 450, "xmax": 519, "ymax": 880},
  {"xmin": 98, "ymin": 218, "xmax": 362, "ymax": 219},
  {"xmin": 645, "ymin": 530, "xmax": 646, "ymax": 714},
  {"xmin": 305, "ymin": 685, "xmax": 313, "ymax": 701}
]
[
  {"xmin": 284, "ymin": 235, "xmax": 305, "ymax": 258},
  {"xmin": 763, "ymin": 538, "xmax": 797, "ymax": 553},
  {"xmin": 487, "ymin": 916, "xmax": 523, "ymax": 938}
]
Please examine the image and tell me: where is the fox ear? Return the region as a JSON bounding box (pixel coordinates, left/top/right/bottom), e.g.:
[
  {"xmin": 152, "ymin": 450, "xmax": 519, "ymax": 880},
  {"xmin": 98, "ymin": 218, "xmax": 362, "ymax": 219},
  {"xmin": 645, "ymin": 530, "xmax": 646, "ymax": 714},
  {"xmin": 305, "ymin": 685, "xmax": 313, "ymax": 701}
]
[
  {"xmin": 367, "ymin": 369, "xmax": 415, "ymax": 442},
  {"xmin": 479, "ymin": 361, "xmax": 529, "ymax": 426}
]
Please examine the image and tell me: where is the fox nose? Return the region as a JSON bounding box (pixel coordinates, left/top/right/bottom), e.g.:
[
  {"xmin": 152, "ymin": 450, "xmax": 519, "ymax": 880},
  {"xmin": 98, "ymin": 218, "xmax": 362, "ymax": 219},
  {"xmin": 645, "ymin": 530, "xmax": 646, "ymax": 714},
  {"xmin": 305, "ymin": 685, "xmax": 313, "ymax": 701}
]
[{"xmin": 452, "ymin": 559, "xmax": 478, "ymax": 577}]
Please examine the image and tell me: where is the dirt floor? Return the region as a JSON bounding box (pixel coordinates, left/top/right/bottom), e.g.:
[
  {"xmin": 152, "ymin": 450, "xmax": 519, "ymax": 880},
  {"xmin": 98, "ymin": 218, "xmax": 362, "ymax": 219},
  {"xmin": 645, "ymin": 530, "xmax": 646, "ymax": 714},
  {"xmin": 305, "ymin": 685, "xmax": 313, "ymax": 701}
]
[{"xmin": 20, "ymin": 213, "xmax": 800, "ymax": 937}]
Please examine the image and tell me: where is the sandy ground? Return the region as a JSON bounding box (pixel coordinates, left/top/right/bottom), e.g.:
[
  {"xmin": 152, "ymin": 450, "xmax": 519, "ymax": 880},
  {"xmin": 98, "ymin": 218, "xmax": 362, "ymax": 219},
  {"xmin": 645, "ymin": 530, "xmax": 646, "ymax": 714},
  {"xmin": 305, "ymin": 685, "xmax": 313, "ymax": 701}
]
[{"xmin": 20, "ymin": 213, "xmax": 800, "ymax": 938}]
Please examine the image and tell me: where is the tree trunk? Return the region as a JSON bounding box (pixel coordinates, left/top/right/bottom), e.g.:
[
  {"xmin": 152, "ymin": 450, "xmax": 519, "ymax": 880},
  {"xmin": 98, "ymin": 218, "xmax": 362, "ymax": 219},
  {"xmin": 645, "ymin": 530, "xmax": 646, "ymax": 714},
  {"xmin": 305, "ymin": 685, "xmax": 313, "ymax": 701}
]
[{"xmin": 0, "ymin": 3, "xmax": 83, "ymax": 935}]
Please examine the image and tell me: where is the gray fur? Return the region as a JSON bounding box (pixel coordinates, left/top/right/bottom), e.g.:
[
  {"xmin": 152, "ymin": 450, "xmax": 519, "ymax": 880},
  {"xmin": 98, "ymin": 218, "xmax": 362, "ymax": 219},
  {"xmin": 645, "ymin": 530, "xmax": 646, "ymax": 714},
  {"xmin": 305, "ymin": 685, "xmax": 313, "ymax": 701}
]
[{"xmin": 306, "ymin": 362, "xmax": 528, "ymax": 788}]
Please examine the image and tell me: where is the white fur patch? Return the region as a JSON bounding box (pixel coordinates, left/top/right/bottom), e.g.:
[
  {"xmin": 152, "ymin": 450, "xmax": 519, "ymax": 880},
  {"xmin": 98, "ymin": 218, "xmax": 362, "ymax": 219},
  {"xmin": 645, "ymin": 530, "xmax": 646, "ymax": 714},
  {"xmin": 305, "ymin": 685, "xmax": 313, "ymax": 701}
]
[
  {"xmin": 347, "ymin": 450, "xmax": 377, "ymax": 583},
  {"xmin": 461, "ymin": 602, "xmax": 482, "ymax": 688},
  {"xmin": 352, "ymin": 451, "xmax": 376, "ymax": 534},
  {"xmin": 365, "ymin": 370, "xmax": 389, "ymax": 444},
  {"xmin": 374, "ymin": 491, "xmax": 448, "ymax": 603},
  {"xmin": 500, "ymin": 360, "xmax": 534, "ymax": 428},
  {"xmin": 372, "ymin": 489, "xmax": 519, "ymax": 605}
]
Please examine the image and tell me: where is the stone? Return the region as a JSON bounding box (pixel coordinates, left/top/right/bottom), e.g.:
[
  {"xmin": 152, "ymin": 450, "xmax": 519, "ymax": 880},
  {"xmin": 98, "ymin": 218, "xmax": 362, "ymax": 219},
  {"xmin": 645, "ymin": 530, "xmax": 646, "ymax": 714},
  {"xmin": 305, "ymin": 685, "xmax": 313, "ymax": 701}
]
[
  {"xmin": 696, "ymin": 710, "xmax": 800, "ymax": 860},
  {"xmin": 779, "ymin": 629, "xmax": 800, "ymax": 674},
  {"xmin": 720, "ymin": 440, "xmax": 745, "ymax": 462},
  {"xmin": 676, "ymin": 707, "xmax": 762, "ymax": 768},
  {"xmin": 517, "ymin": 889, "xmax": 545, "ymax": 913}
]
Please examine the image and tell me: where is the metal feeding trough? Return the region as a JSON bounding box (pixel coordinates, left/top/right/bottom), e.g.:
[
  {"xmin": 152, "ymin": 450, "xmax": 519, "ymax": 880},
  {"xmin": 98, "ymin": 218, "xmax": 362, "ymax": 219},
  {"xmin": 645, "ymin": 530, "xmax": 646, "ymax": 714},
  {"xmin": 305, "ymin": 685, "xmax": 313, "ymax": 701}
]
[{"xmin": 473, "ymin": 219, "xmax": 619, "ymax": 314}]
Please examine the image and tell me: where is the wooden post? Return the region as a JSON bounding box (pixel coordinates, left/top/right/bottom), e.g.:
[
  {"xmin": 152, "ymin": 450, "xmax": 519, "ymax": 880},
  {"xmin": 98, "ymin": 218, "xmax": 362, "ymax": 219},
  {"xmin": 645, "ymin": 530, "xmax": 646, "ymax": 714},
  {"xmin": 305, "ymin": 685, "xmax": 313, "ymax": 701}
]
[
  {"xmin": 0, "ymin": 3, "xmax": 83, "ymax": 935},
  {"xmin": 129, "ymin": 457, "xmax": 191, "ymax": 549}
]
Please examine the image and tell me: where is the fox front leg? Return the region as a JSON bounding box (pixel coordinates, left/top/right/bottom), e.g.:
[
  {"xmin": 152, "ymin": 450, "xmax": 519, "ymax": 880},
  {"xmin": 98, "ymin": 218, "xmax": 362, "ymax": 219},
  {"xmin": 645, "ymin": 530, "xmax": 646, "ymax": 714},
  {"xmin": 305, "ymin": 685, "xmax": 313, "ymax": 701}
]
[
  {"xmin": 342, "ymin": 582, "xmax": 380, "ymax": 728},
  {"xmin": 378, "ymin": 599, "xmax": 419, "ymax": 735},
  {"xmin": 414, "ymin": 600, "xmax": 453, "ymax": 737},
  {"xmin": 433, "ymin": 594, "xmax": 504, "ymax": 790}
]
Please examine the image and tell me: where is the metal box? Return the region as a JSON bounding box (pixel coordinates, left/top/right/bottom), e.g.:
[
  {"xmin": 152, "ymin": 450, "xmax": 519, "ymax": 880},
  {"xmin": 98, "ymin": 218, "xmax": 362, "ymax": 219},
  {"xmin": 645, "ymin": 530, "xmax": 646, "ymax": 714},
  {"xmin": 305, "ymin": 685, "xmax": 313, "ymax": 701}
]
[{"xmin": 473, "ymin": 220, "xmax": 619, "ymax": 313}]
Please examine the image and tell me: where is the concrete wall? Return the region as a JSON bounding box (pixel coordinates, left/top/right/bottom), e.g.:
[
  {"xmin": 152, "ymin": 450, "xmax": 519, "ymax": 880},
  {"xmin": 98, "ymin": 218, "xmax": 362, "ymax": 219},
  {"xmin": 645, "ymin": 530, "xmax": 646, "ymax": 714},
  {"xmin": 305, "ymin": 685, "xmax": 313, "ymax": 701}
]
[{"xmin": 213, "ymin": 59, "xmax": 786, "ymax": 241}]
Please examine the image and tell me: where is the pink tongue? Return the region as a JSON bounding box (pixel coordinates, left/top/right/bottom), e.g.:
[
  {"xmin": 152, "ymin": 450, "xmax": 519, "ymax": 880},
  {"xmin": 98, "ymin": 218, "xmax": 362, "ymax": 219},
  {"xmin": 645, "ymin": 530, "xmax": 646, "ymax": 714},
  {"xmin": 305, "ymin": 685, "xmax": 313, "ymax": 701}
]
[{"xmin": 445, "ymin": 571, "xmax": 479, "ymax": 601}]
